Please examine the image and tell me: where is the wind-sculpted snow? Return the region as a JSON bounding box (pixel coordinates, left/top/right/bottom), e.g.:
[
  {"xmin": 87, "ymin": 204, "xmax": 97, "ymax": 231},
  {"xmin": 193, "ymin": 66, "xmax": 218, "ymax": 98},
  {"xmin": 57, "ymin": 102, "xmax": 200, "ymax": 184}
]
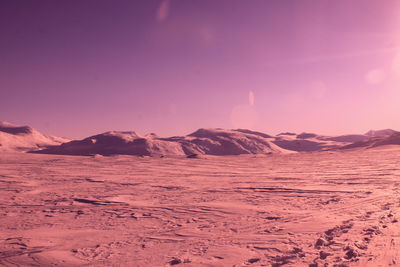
[{"xmin": 1, "ymin": 147, "xmax": 400, "ymax": 266}]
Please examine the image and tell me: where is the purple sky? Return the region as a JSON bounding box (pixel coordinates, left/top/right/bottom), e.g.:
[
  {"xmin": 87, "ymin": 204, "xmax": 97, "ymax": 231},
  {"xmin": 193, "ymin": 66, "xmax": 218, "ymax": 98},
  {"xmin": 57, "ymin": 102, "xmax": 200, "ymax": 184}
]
[{"xmin": 1, "ymin": 1, "xmax": 400, "ymax": 138}]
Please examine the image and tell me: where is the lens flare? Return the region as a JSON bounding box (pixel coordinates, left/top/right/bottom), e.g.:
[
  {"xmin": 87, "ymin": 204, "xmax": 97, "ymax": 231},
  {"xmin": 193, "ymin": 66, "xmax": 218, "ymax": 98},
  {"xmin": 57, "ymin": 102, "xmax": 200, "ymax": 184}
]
[
  {"xmin": 156, "ymin": 0, "xmax": 170, "ymax": 22},
  {"xmin": 248, "ymin": 91, "xmax": 255, "ymax": 106},
  {"xmin": 392, "ymin": 51, "xmax": 400, "ymax": 75},
  {"xmin": 365, "ymin": 69, "xmax": 386, "ymax": 85}
]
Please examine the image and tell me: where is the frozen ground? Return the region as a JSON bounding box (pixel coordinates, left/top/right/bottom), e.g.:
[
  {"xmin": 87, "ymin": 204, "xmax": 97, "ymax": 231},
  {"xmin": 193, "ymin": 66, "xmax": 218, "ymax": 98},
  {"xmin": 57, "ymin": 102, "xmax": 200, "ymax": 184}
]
[{"xmin": 1, "ymin": 147, "xmax": 400, "ymax": 266}]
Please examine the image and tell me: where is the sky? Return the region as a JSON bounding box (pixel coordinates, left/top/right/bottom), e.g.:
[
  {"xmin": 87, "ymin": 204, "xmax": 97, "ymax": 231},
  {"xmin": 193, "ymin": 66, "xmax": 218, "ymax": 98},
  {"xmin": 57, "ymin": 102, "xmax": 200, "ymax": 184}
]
[{"xmin": 1, "ymin": 0, "xmax": 400, "ymax": 139}]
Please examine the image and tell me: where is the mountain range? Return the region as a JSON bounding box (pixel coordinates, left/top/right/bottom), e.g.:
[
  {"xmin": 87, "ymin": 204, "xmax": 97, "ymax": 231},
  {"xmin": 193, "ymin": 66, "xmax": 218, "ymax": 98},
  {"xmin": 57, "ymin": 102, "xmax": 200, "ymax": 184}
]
[{"xmin": 1, "ymin": 121, "xmax": 399, "ymax": 156}]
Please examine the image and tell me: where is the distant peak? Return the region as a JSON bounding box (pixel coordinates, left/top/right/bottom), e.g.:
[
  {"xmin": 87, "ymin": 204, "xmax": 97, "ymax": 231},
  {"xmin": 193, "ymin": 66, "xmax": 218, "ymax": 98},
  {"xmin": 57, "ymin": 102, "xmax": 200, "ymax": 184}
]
[
  {"xmin": 365, "ymin": 129, "xmax": 398, "ymax": 137},
  {"xmin": 0, "ymin": 121, "xmax": 16, "ymax": 127},
  {"xmin": 88, "ymin": 131, "xmax": 140, "ymax": 142},
  {"xmin": 146, "ymin": 133, "xmax": 158, "ymax": 138},
  {"xmin": 187, "ymin": 128, "xmax": 219, "ymax": 137},
  {"xmin": 277, "ymin": 132, "xmax": 296, "ymax": 136},
  {"xmin": 233, "ymin": 129, "xmax": 272, "ymax": 138},
  {"xmin": 296, "ymin": 132, "xmax": 318, "ymax": 139},
  {"xmin": 0, "ymin": 122, "xmax": 33, "ymax": 135},
  {"xmin": 103, "ymin": 131, "xmax": 138, "ymax": 136}
]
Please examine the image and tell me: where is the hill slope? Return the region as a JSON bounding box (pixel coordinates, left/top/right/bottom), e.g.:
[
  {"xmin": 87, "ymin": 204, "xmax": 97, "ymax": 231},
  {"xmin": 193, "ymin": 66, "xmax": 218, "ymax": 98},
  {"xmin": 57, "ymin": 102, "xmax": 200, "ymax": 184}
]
[
  {"xmin": 34, "ymin": 131, "xmax": 185, "ymax": 156},
  {"xmin": 29, "ymin": 126, "xmax": 400, "ymax": 156},
  {"xmin": 341, "ymin": 132, "xmax": 400, "ymax": 150},
  {"xmin": 34, "ymin": 128, "xmax": 291, "ymax": 156},
  {"xmin": 0, "ymin": 122, "xmax": 68, "ymax": 152}
]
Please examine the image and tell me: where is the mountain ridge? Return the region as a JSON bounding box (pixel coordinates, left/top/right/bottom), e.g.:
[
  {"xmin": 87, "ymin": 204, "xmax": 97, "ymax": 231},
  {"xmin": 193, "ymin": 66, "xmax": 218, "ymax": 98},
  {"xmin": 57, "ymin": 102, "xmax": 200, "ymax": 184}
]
[
  {"xmin": 0, "ymin": 121, "xmax": 69, "ymax": 152},
  {"xmin": 2, "ymin": 121, "xmax": 399, "ymax": 156}
]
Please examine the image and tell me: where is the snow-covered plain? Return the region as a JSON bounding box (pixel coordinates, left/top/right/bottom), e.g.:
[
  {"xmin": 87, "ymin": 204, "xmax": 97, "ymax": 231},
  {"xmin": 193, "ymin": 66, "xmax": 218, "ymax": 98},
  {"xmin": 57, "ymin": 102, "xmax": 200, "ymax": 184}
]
[{"xmin": 1, "ymin": 146, "xmax": 400, "ymax": 266}]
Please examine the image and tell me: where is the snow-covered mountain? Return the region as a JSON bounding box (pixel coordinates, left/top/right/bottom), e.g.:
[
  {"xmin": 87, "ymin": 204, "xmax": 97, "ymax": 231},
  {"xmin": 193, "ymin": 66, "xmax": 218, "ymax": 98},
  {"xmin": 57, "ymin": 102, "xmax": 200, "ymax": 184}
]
[
  {"xmin": 33, "ymin": 131, "xmax": 184, "ymax": 156},
  {"xmin": 3, "ymin": 121, "xmax": 398, "ymax": 156},
  {"xmin": 33, "ymin": 128, "xmax": 290, "ymax": 156},
  {"xmin": 0, "ymin": 122, "xmax": 68, "ymax": 152},
  {"xmin": 341, "ymin": 132, "xmax": 400, "ymax": 150},
  {"xmin": 365, "ymin": 129, "xmax": 399, "ymax": 137},
  {"xmin": 272, "ymin": 130, "xmax": 399, "ymax": 152}
]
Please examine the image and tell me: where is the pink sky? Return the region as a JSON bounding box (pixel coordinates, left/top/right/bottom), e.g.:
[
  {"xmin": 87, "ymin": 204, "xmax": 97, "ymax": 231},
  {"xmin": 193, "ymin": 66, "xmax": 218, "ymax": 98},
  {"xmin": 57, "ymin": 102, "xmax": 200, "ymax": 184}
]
[{"xmin": 1, "ymin": 1, "xmax": 400, "ymax": 138}]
